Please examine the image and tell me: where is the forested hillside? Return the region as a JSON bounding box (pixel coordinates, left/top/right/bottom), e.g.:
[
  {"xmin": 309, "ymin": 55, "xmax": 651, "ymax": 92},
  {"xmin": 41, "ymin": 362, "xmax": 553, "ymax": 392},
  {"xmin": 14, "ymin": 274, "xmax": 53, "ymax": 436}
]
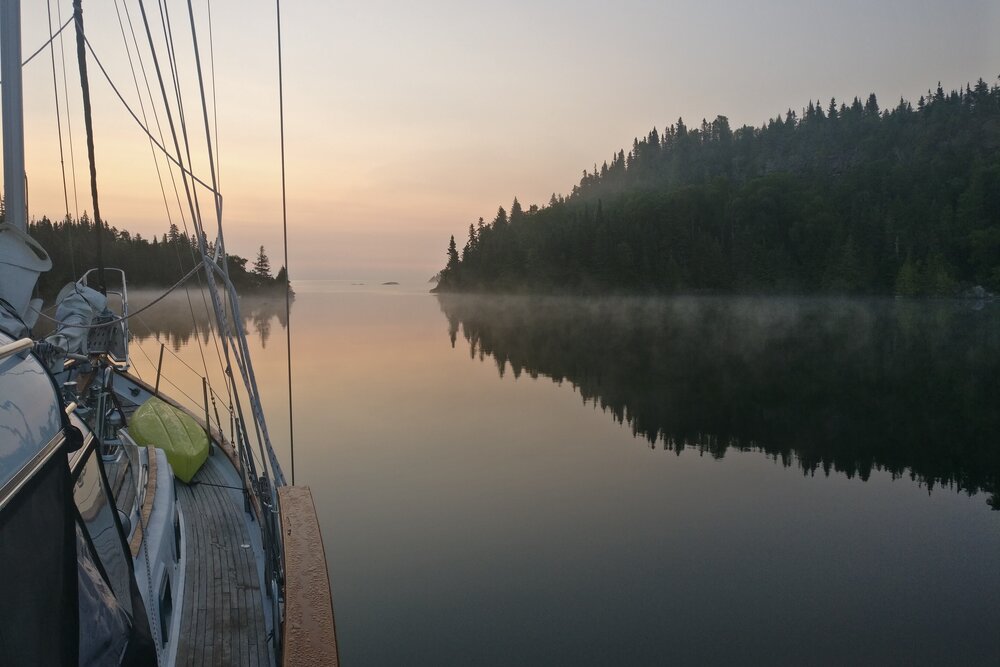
[
  {"xmin": 436, "ymin": 79, "xmax": 1000, "ymax": 295},
  {"xmin": 22, "ymin": 215, "xmax": 287, "ymax": 299}
]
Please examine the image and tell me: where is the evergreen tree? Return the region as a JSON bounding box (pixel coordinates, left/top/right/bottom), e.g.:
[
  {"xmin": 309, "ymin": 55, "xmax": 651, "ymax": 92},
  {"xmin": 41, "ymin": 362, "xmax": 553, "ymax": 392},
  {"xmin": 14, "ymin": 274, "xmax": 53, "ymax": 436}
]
[
  {"xmin": 463, "ymin": 224, "xmax": 476, "ymax": 260},
  {"xmin": 252, "ymin": 245, "xmax": 273, "ymax": 281},
  {"xmin": 447, "ymin": 235, "xmax": 459, "ymax": 269},
  {"xmin": 510, "ymin": 198, "xmax": 524, "ymax": 222},
  {"xmin": 493, "ymin": 206, "xmax": 508, "ymax": 228}
]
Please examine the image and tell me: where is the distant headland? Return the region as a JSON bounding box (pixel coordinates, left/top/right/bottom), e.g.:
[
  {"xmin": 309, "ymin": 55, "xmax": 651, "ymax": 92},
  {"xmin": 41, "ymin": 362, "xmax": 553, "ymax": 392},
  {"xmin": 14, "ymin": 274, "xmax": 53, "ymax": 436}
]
[{"xmin": 435, "ymin": 77, "xmax": 1000, "ymax": 298}]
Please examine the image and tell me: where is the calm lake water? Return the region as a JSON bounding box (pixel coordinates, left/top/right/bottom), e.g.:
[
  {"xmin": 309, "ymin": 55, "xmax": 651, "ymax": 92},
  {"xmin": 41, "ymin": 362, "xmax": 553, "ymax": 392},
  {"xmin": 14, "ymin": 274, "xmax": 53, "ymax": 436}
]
[{"xmin": 130, "ymin": 283, "xmax": 1000, "ymax": 666}]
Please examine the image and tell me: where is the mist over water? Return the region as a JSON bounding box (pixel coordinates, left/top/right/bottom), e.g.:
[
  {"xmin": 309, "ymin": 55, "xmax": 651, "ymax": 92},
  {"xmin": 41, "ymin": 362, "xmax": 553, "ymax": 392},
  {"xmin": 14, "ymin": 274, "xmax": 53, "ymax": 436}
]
[{"xmin": 127, "ymin": 284, "xmax": 1000, "ymax": 665}]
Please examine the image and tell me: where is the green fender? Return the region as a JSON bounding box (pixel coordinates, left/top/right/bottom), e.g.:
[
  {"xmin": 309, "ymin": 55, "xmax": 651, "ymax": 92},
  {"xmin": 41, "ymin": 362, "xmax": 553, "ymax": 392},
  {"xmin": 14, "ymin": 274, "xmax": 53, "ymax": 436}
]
[{"xmin": 129, "ymin": 396, "xmax": 209, "ymax": 483}]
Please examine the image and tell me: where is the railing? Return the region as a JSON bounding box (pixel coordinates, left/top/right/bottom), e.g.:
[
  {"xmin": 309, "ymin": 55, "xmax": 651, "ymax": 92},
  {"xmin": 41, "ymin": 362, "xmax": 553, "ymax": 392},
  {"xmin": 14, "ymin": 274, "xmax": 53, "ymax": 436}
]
[
  {"xmin": 0, "ymin": 337, "xmax": 33, "ymax": 361},
  {"xmin": 78, "ymin": 267, "xmax": 130, "ymax": 368}
]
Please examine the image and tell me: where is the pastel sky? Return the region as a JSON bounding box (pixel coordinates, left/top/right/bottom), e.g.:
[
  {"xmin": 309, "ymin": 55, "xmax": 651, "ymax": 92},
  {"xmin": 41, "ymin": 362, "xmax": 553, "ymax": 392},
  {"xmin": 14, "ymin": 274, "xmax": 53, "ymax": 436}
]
[{"xmin": 7, "ymin": 0, "xmax": 1000, "ymax": 281}]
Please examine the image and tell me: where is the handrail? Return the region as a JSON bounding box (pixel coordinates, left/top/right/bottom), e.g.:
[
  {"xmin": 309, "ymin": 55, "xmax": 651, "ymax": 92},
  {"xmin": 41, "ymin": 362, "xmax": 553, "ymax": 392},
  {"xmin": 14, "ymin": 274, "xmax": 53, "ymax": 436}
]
[
  {"xmin": 0, "ymin": 338, "xmax": 33, "ymax": 361},
  {"xmin": 78, "ymin": 267, "xmax": 130, "ymax": 367}
]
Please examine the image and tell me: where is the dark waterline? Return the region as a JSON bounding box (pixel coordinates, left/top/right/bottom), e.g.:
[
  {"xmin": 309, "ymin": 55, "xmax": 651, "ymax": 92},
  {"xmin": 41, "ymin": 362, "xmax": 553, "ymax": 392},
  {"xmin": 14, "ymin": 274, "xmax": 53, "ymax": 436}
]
[{"xmin": 129, "ymin": 285, "xmax": 1000, "ymax": 666}]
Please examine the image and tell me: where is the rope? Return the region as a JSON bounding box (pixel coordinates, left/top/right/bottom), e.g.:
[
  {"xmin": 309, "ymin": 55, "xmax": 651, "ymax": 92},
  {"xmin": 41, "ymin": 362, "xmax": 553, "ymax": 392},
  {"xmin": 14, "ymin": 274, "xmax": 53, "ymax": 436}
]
[
  {"xmin": 0, "ymin": 16, "xmax": 73, "ymax": 81},
  {"xmin": 275, "ymin": 0, "xmax": 296, "ymax": 485},
  {"xmin": 22, "ymin": 18, "xmax": 72, "ymax": 69},
  {"xmin": 31, "ymin": 264, "xmax": 201, "ymax": 329}
]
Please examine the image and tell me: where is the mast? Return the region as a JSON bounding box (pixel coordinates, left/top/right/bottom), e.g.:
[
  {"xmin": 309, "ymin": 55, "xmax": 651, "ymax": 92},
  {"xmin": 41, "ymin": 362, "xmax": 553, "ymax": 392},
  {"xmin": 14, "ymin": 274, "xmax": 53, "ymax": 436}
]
[
  {"xmin": 0, "ymin": 0, "xmax": 26, "ymax": 231},
  {"xmin": 72, "ymin": 0, "xmax": 104, "ymax": 290}
]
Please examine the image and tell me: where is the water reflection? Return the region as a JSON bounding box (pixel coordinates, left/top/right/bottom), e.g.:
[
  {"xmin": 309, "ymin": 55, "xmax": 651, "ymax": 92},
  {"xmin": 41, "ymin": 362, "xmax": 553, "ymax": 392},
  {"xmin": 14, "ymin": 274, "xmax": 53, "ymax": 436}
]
[
  {"xmin": 128, "ymin": 290, "xmax": 289, "ymax": 350},
  {"xmin": 438, "ymin": 294, "xmax": 1000, "ymax": 509}
]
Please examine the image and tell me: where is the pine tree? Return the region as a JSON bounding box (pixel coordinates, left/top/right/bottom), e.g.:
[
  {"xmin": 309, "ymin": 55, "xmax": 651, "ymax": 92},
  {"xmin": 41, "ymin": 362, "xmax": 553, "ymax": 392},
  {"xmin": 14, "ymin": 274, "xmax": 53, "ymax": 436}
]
[
  {"xmin": 510, "ymin": 197, "xmax": 524, "ymax": 223},
  {"xmin": 864, "ymin": 93, "xmax": 880, "ymax": 116},
  {"xmin": 463, "ymin": 224, "xmax": 476, "ymax": 260},
  {"xmin": 493, "ymin": 206, "xmax": 508, "ymax": 228},
  {"xmin": 446, "ymin": 235, "xmax": 459, "ymax": 272},
  {"xmin": 252, "ymin": 245, "xmax": 272, "ymax": 281}
]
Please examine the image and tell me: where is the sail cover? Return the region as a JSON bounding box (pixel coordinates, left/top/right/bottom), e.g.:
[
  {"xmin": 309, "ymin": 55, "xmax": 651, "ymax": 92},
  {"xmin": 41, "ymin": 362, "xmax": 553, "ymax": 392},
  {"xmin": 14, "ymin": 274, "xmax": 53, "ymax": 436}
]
[
  {"xmin": 0, "ymin": 222, "xmax": 51, "ymax": 324},
  {"xmin": 44, "ymin": 282, "xmax": 108, "ymax": 360}
]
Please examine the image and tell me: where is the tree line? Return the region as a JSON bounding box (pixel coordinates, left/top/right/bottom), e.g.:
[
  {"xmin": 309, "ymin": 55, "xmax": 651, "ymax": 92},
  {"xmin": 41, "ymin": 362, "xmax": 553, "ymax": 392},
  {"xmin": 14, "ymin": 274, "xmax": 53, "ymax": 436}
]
[
  {"xmin": 436, "ymin": 78, "xmax": 1000, "ymax": 295},
  {"xmin": 19, "ymin": 215, "xmax": 287, "ymax": 299}
]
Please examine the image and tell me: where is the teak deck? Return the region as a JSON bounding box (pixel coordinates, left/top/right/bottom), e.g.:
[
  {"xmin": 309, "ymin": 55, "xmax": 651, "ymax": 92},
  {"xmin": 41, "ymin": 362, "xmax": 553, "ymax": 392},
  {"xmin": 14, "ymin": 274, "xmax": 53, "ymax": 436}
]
[{"xmin": 174, "ymin": 452, "xmax": 270, "ymax": 666}]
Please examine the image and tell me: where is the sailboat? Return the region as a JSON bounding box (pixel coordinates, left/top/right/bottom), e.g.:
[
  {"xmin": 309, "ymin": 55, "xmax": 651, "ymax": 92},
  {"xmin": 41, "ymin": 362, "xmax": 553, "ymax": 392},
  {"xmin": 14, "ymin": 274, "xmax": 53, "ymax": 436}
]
[{"xmin": 0, "ymin": 0, "xmax": 338, "ymax": 664}]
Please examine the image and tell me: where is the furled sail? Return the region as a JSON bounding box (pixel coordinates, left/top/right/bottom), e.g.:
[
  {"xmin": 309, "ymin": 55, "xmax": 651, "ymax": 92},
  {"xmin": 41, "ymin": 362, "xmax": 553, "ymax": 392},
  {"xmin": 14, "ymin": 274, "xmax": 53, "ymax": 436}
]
[{"xmin": 0, "ymin": 222, "xmax": 50, "ymax": 337}]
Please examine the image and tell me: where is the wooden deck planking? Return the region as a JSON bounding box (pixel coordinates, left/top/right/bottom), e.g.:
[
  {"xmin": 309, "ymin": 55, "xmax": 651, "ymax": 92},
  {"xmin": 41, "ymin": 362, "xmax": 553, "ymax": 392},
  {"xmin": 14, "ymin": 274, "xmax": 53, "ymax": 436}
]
[{"xmin": 174, "ymin": 452, "xmax": 270, "ymax": 666}]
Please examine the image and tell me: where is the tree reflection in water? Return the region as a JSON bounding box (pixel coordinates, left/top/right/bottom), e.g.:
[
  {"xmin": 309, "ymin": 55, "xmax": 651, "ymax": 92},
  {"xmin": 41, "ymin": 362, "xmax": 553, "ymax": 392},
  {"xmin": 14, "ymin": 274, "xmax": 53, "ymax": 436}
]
[
  {"xmin": 127, "ymin": 290, "xmax": 289, "ymax": 350},
  {"xmin": 438, "ymin": 294, "xmax": 1000, "ymax": 509}
]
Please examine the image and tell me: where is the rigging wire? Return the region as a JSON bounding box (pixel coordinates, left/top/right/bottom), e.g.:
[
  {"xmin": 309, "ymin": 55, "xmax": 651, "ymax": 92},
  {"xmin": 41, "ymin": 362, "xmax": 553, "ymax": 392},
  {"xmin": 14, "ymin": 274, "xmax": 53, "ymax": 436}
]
[
  {"xmin": 181, "ymin": 0, "xmax": 286, "ymax": 488},
  {"xmin": 120, "ymin": 0, "xmax": 192, "ymax": 242},
  {"xmin": 0, "ymin": 16, "xmax": 73, "ymax": 77},
  {"xmin": 160, "ymin": 0, "xmax": 238, "ymax": 463},
  {"xmin": 112, "ymin": 0, "xmax": 174, "ymax": 232},
  {"xmin": 80, "ymin": 19, "xmax": 236, "ymax": 444},
  {"xmin": 199, "ymin": 0, "xmax": 235, "ymax": 421},
  {"xmin": 134, "ymin": 0, "xmax": 228, "ymax": 396},
  {"xmin": 275, "ymin": 0, "xmax": 296, "ymax": 484},
  {"xmin": 55, "ymin": 0, "xmax": 80, "ymax": 220},
  {"xmin": 136, "ymin": 0, "xmax": 285, "ymax": 488},
  {"xmin": 113, "ymin": 0, "xmax": 217, "ymax": 428},
  {"xmin": 45, "ymin": 0, "xmax": 74, "ymax": 277},
  {"xmin": 160, "ymin": 0, "xmax": 210, "ymax": 250},
  {"xmin": 155, "ymin": 0, "xmax": 223, "ymax": 408},
  {"xmin": 118, "ymin": 0, "xmax": 231, "ymax": 415},
  {"xmin": 207, "ymin": 0, "xmax": 220, "ymax": 189},
  {"xmin": 79, "ymin": 36, "xmax": 219, "ymax": 195},
  {"xmin": 45, "ymin": 3, "xmax": 70, "ymax": 217}
]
